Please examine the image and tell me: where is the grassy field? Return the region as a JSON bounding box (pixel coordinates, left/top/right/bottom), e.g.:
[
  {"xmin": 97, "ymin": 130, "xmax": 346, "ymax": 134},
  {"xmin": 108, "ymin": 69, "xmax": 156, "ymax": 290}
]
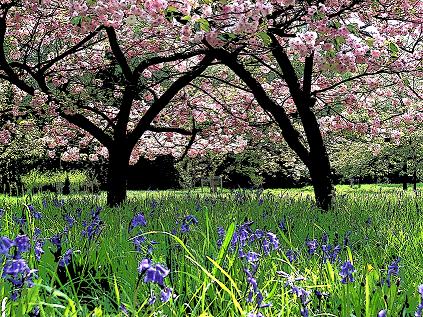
[{"xmin": 0, "ymin": 187, "xmax": 422, "ymax": 316}]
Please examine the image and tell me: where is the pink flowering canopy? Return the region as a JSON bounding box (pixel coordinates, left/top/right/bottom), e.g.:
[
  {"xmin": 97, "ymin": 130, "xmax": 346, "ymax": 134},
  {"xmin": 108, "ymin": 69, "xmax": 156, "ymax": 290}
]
[
  {"xmin": 0, "ymin": 0, "xmax": 266, "ymax": 164},
  {"xmin": 0, "ymin": 0, "xmax": 422, "ymax": 164}
]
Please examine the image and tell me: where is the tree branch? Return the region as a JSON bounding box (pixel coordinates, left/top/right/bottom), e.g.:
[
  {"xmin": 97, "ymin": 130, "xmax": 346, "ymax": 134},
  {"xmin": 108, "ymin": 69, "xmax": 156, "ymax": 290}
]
[
  {"xmin": 105, "ymin": 26, "xmax": 133, "ymax": 81},
  {"xmin": 128, "ymin": 54, "xmax": 215, "ymax": 149}
]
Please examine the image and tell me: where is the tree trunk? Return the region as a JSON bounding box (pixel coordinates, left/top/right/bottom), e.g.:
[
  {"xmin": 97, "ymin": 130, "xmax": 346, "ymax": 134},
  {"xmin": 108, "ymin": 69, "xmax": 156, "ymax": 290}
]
[
  {"xmin": 106, "ymin": 145, "xmax": 131, "ymax": 206},
  {"xmin": 402, "ymin": 161, "xmax": 408, "ymax": 191},
  {"xmin": 308, "ymin": 148, "xmax": 334, "ymax": 211},
  {"xmin": 413, "ymin": 170, "xmax": 417, "ymax": 191}
]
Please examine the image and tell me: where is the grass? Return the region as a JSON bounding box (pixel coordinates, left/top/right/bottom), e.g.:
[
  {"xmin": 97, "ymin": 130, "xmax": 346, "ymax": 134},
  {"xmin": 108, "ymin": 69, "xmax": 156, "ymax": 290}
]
[{"xmin": 0, "ymin": 187, "xmax": 422, "ymax": 316}]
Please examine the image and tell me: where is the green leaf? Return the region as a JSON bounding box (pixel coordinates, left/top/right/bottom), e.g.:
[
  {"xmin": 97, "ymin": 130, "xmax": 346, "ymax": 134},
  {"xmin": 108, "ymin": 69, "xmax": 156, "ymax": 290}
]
[
  {"xmin": 334, "ymin": 36, "xmax": 346, "ymax": 50},
  {"xmin": 347, "ymin": 23, "xmax": 359, "ymax": 35},
  {"xmin": 195, "ymin": 18, "xmax": 210, "ymax": 32},
  {"xmin": 388, "ymin": 41, "xmax": 399, "ymax": 58},
  {"xmin": 71, "ymin": 16, "xmax": 83, "ymax": 26},
  {"xmin": 217, "ymin": 32, "xmax": 237, "ymax": 42},
  {"xmin": 257, "ymin": 32, "xmax": 272, "ymax": 46}
]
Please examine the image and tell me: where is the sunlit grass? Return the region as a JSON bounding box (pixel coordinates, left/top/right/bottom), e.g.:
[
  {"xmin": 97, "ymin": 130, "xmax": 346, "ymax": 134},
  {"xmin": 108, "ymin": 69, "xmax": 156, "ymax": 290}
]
[{"xmin": 0, "ymin": 188, "xmax": 422, "ymax": 316}]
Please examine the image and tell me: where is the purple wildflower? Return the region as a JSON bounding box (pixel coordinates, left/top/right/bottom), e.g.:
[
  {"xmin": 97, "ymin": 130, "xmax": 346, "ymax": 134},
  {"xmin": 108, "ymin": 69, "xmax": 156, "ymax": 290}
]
[
  {"xmin": 339, "ymin": 261, "xmax": 355, "ymax": 284},
  {"xmin": 378, "ymin": 310, "xmax": 387, "ymax": 317},
  {"xmin": 138, "ymin": 259, "xmax": 170, "ymax": 287},
  {"xmin": 28, "ymin": 205, "xmax": 42, "ymax": 219},
  {"xmin": 15, "ymin": 235, "xmax": 31, "ymax": 255},
  {"xmin": 286, "ymin": 250, "xmax": 297, "ymax": 263},
  {"xmin": 217, "ymin": 227, "xmax": 225, "ymax": 248},
  {"xmin": 160, "ymin": 287, "xmax": 172, "ymax": 303},
  {"xmin": 58, "ymin": 249, "xmax": 73, "ymax": 267},
  {"xmin": 0, "ymin": 236, "xmax": 14, "ymax": 255},
  {"xmin": 386, "ymin": 257, "xmax": 400, "ymax": 287},
  {"xmin": 306, "ymin": 239, "xmax": 319, "ymax": 255},
  {"xmin": 130, "ymin": 213, "xmax": 147, "ymax": 231},
  {"xmin": 120, "ymin": 304, "xmax": 129, "ymax": 316},
  {"xmin": 34, "ymin": 240, "xmax": 44, "ymax": 261},
  {"xmin": 415, "ymin": 285, "xmax": 423, "ymax": 317},
  {"xmin": 64, "ymin": 215, "xmax": 75, "ymax": 228},
  {"xmin": 51, "ymin": 235, "xmax": 62, "ymax": 248}
]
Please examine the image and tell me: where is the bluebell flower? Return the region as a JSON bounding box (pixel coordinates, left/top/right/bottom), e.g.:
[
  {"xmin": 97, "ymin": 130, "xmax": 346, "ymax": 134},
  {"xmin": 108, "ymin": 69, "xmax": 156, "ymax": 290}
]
[
  {"xmin": 14, "ymin": 235, "xmax": 30, "ymax": 255},
  {"xmin": 147, "ymin": 240, "xmax": 158, "ymax": 254},
  {"xmin": 184, "ymin": 215, "xmax": 198, "ymax": 225},
  {"xmin": 321, "ymin": 233, "xmax": 328, "ymax": 245},
  {"xmin": 64, "ymin": 215, "xmax": 75, "ymax": 228},
  {"xmin": 386, "ymin": 257, "xmax": 400, "ymax": 287},
  {"xmin": 28, "ymin": 205, "xmax": 42, "ymax": 219},
  {"xmin": 179, "ymin": 215, "xmax": 199, "ymax": 233},
  {"xmin": 82, "ymin": 212, "xmax": 102, "ymax": 240},
  {"xmin": 388, "ymin": 258, "xmax": 400, "ymax": 276},
  {"xmin": 0, "ymin": 236, "xmax": 14, "ymax": 255},
  {"xmin": 279, "ymin": 217, "xmax": 287, "ymax": 232},
  {"xmin": 286, "ymin": 250, "xmax": 297, "ymax": 263},
  {"xmin": 58, "ymin": 249, "xmax": 73, "ymax": 267},
  {"xmin": 34, "ymin": 228, "xmax": 41, "ymax": 236},
  {"xmin": 76, "ymin": 208, "xmax": 82, "ymax": 218},
  {"xmin": 331, "ymin": 245, "xmax": 342, "ymax": 263},
  {"xmin": 181, "ymin": 222, "xmax": 190, "ymax": 233},
  {"xmin": 144, "ymin": 264, "xmax": 169, "ymax": 286},
  {"xmin": 339, "ymin": 261, "xmax": 355, "ymax": 284},
  {"xmin": 160, "ymin": 287, "xmax": 172, "ymax": 302},
  {"xmin": 246, "ymin": 251, "xmax": 260, "ymax": 264},
  {"xmin": 13, "ymin": 216, "xmax": 26, "ymax": 226},
  {"xmin": 51, "ymin": 235, "xmax": 62, "ymax": 249},
  {"xmin": 138, "ymin": 258, "xmax": 151, "ymax": 273},
  {"xmin": 139, "ymin": 259, "xmax": 170, "ymax": 287},
  {"xmin": 306, "ymin": 239, "xmax": 319, "ymax": 255},
  {"xmin": 132, "ymin": 235, "xmax": 146, "ymax": 251},
  {"xmin": 130, "ymin": 213, "xmax": 147, "ymax": 231},
  {"xmin": 217, "ymin": 227, "xmax": 225, "ymax": 248},
  {"xmin": 378, "ymin": 310, "xmax": 387, "ymax": 317},
  {"xmin": 415, "ymin": 285, "xmax": 423, "ymax": 317},
  {"xmin": 244, "ymin": 269, "xmax": 258, "ymax": 293},
  {"xmin": 34, "ymin": 240, "xmax": 44, "ymax": 261},
  {"xmin": 2, "ymin": 258, "xmax": 30, "ymax": 276},
  {"xmin": 42, "ymin": 200, "xmax": 48, "ymax": 209},
  {"xmin": 266, "ymin": 232, "xmax": 279, "ymax": 250},
  {"xmin": 29, "ymin": 306, "xmax": 40, "ymax": 317},
  {"xmin": 262, "ymin": 238, "xmax": 271, "ymax": 255},
  {"xmin": 0, "ymin": 208, "xmax": 4, "ymax": 217},
  {"xmin": 247, "ymin": 312, "xmax": 264, "ymax": 317},
  {"xmin": 53, "ymin": 199, "xmax": 64, "ymax": 208},
  {"xmin": 343, "ymin": 231, "xmax": 352, "ymax": 247},
  {"xmin": 291, "ymin": 286, "xmax": 310, "ymax": 317},
  {"xmin": 120, "ymin": 304, "xmax": 129, "ymax": 316}
]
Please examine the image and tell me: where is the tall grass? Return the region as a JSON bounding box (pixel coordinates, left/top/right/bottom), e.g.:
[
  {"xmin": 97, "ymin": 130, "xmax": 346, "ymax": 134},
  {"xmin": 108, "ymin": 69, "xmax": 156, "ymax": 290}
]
[{"xmin": 0, "ymin": 189, "xmax": 422, "ymax": 316}]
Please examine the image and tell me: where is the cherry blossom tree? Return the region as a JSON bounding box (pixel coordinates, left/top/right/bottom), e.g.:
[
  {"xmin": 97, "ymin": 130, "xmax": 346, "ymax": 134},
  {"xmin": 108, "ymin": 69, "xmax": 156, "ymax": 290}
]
[
  {"xmin": 158, "ymin": 0, "xmax": 422, "ymax": 209},
  {"xmin": 0, "ymin": 1, "xmax": 221, "ymax": 205}
]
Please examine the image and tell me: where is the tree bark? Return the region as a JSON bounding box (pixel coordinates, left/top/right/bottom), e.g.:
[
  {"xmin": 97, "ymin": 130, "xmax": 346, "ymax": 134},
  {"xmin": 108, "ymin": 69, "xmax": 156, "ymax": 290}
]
[
  {"xmin": 106, "ymin": 144, "xmax": 131, "ymax": 206},
  {"xmin": 413, "ymin": 169, "xmax": 417, "ymax": 191},
  {"xmin": 402, "ymin": 161, "xmax": 408, "ymax": 191},
  {"xmin": 308, "ymin": 150, "xmax": 334, "ymax": 210}
]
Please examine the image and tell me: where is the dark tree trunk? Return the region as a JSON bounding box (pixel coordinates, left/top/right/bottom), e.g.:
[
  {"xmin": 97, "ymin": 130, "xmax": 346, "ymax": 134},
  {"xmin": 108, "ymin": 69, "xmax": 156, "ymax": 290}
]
[
  {"xmin": 106, "ymin": 145, "xmax": 131, "ymax": 206},
  {"xmin": 308, "ymin": 150, "xmax": 334, "ymax": 211},
  {"xmin": 413, "ymin": 170, "xmax": 417, "ymax": 191},
  {"xmin": 402, "ymin": 162, "xmax": 408, "ymax": 191}
]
